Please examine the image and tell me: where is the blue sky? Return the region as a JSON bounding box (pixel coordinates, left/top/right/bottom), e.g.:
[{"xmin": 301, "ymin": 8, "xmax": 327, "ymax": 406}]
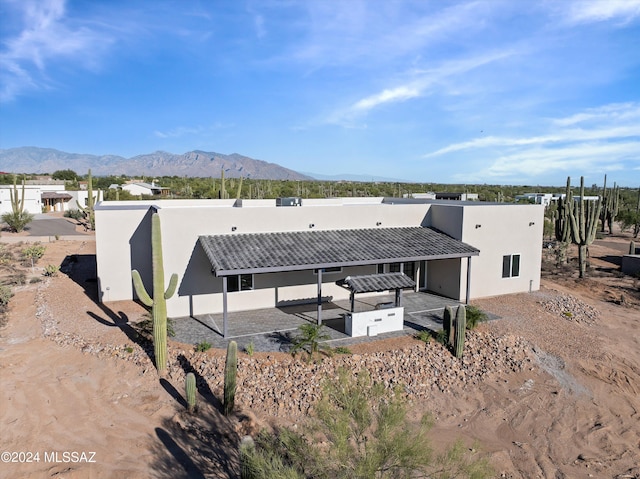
[{"xmin": 1, "ymin": 0, "xmax": 639, "ymax": 186}]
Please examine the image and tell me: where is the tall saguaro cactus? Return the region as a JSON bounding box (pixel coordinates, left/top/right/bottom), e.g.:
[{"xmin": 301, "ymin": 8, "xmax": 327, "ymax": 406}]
[
  {"xmin": 131, "ymin": 213, "xmax": 179, "ymax": 376},
  {"xmin": 223, "ymin": 340, "xmax": 238, "ymax": 416},
  {"xmin": 554, "ymin": 177, "xmax": 573, "ymax": 264},
  {"xmin": 568, "ymin": 176, "xmax": 602, "ymax": 279},
  {"xmin": 77, "ymin": 169, "xmax": 100, "ymax": 230},
  {"xmin": 9, "ymin": 174, "xmax": 26, "ymax": 214},
  {"xmin": 2, "ymin": 175, "xmax": 34, "ymax": 233},
  {"xmin": 600, "ymin": 175, "xmax": 619, "ymax": 234},
  {"xmin": 218, "ymin": 169, "xmax": 229, "ymax": 199}
]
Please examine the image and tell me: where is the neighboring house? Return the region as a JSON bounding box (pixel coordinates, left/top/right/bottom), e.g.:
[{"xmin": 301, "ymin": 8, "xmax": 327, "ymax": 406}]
[
  {"xmin": 515, "ymin": 193, "xmax": 553, "ymax": 207},
  {"xmin": 122, "ymin": 182, "xmax": 170, "ymax": 197},
  {"xmin": 0, "ymin": 184, "xmax": 47, "ymax": 214},
  {"xmin": 0, "ymin": 183, "xmax": 102, "ymax": 214},
  {"xmin": 435, "ymin": 192, "xmax": 479, "ymax": 201},
  {"xmin": 95, "ymin": 197, "xmax": 544, "ymax": 332}
]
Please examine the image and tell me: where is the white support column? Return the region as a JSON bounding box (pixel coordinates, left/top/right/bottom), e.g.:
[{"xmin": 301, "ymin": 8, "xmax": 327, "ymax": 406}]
[
  {"xmin": 317, "ymin": 269, "xmax": 323, "ymax": 325},
  {"xmin": 222, "ymin": 276, "xmax": 228, "ymax": 338}
]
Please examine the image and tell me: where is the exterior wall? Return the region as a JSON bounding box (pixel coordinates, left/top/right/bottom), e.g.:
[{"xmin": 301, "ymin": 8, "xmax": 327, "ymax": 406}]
[
  {"xmin": 94, "ymin": 197, "xmax": 544, "ymax": 318},
  {"xmin": 122, "ymin": 184, "xmax": 155, "ymax": 196},
  {"xmin": 0, "ymin": 185, "xmax": 43, "ymax": 214},
  {"xmin": 454, "ymin": 203, "xmax": 544, "ymax": 300},
  {"xmin": 68, "ymin": 190, "xmax": 103, "ymax": 211}
]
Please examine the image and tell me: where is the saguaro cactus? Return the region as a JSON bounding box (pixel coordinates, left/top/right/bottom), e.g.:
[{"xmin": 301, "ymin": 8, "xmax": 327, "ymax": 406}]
[
  {"xmin": 131, "ymin": 212, "xmax": 179, "ymax": 376},
  {"xmin": 185, "ymin": 372, "xmax": 197, "ymax": 413},
  {"xmin": 554, "ymin": 177, "xmax": 573, "ymax": 264},
  {"xmin": 9, "ymin": 174, "xmax": 25, "ymax": 213},
  {"xmin": 568, "ymin": 176, "xmax": 602, "ymax": 279},
  {"xmin": 77, "ymin": 169, "xmax": 100, "ymax": 230},
  {"xmin": 218, "ymin": 169, "xmax": 229, "ymax": 199},
  {"xmin": 453, "ymin": 306, "xmax": 466, "ymax": 359},
  {"xmin": 600, "ymin": 175, "xmax": 620, "ymax": 234},
  {"xmin": 443, "ymin": 305, "xmax": 454, "ymax": 348},
  {"xmin": 223, "ymin": 340, "xmax": 238, "ymax": 416}
]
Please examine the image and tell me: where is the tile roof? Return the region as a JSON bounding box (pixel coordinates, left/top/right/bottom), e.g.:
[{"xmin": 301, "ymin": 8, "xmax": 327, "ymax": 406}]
[
  {"xmin": 337, "ymin": 272, "xmax": 416, "ymax": 293},
  {"xmin": 199, "ymin": 227, "xmax": 479, "ymax": 276}
]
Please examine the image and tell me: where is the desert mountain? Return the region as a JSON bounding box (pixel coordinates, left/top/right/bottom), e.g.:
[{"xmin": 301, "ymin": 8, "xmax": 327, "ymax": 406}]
[{"xmin": 0, "ymin": 147, "xmax": 312, "ymax": 180}]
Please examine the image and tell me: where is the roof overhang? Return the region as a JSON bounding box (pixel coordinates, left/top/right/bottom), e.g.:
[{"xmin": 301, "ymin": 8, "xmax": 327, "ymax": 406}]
[
  {"xmin": 199, "ymin": 227, "xmax": 479, "ymax": 277},
  {"xmin": 337, "ymin": 272, "xmax": 416, "ymax": 294}
]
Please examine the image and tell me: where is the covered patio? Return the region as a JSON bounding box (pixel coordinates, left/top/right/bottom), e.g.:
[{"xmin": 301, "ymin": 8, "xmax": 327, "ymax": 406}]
[
  {"xmin": 172, "ymin": 291, "xmax": 464, "ymax": 352},
  {"xmin": 198, "ymin": 226, "xmax": 480, "ymax": 339}
]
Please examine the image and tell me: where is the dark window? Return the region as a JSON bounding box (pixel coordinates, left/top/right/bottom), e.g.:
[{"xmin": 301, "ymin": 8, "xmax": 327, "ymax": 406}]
[
  {"xmin": 511, "ymin": 254, "xmax": 520, "ymax": 277},
  {"xmin": 227, "ymin": 274, "xmax": 253, "ymax": 292},
  {"xmin": 403, "ymin": 262, "xmax": 415, "ymax": 279},
  {"xmin": 389, "ymin": 263, "xmax": 401, "ymax": 273},
  {"xmin": 313, "ymin": 267, "xmax": 342, "ymax": 274},
  {"xmin": 502, "ymin": 254, "xmax": 521, "ymax": 278},
  {"xmin": 377, "ymin": 264, "xmax": 384, "ymax": 274}
]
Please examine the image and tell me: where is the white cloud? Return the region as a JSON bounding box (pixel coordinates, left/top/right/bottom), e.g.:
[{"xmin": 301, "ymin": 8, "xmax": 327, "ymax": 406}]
[
  {"xmin": 327, "ymin": 49, "xmax": 515, "ymax": 125},
  {"xmin": 0, "ymin": 0, "xmax": 111, "ymax": 101},
  {"xmin": 562, "ymin": 0, "xmax": 640, "ymax": 25},
  {"xmin": 434, "ymin": 103, "xmax": 640, "ymax": 183}
]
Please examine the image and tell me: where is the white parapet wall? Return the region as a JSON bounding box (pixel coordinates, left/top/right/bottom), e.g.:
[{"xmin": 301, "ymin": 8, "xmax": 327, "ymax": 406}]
[{"xmin": 345, "ymin": 307, "xmax": 404, "ymax": 337}]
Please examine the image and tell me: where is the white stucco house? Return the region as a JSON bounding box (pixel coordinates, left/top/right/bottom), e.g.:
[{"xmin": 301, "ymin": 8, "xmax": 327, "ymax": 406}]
[
  {"xmin": 0, "ymin": 183, "xmax": 102, "ymax": 214},
  {"xmin": 94, "ymin": 197, "xmax": 544, "ymax": 337},
  {"xmin": 122, "ymin": 182, "xmax": 170, "ymax": 197}
]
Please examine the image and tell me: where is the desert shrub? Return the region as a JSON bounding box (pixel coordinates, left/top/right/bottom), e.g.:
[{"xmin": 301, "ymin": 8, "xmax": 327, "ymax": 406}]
[
  {"xmin": 0, "ymin": 285, "xmax": 13, "ymax": 308},
  {"xmin": 333, "ymin": 345, "xmax": 352, "ymax": 354},
  {"xmin": 29, "ymin": 277, "xmax": 43, "ymax": 284},
  {"xmin": 240, "ymin": 368, "xmax": 493, "ymax": 479},
  {"xmin": 0, "ymin": 245, "xmax": 15, "ymax": 264},
  {"xmin": 465, "ymin": 306, "xmax": 488, "ymax": 329},
  {"xmin": 22, "ymin": 243, "xmax": 46, "ymax": 267},
  {"xmin": 435, "ymin": 328, "xmax": 448, "ymax": 345},
  {"xmin": 195, "ymin": 341, "xmax": 212, "ymax": 352},
  {"xmin": 2, "ymin": 211, "xmax": 34, "ymax": 233},
  {"xmin": 43, "ymin": 264, "xmax": 59, "ymax": 277},
  {"xmin": 290, "ymin": 323, "xmax": 331, "ymax": 361},
  {"xmin": 245, "ymin": 341, "xmax": 255, "ymax": 356},
  {"xmin": 415, "ymin": 330, "xmax": 432, "ymax": 343},
  {"xmin": 3, "ymin": 272, "xmax": 27, "ymax": 285},
  {"xmin": 64, "ymin": 209, "xmax": 85, "ymax": 221},
  {"xmin": 134, "ymin": 312, "xmax": 176, "ymax": 339}
]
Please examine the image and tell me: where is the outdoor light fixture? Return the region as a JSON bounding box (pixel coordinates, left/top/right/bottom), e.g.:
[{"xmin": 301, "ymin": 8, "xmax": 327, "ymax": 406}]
[
  {"xmin": 309, "ymin": 223, "xmax": 315, "ymax": 228},
  {"xmin": 231, "ymin": 226, "xmax": 237, "ymax": 231},
  {"xmin": 475, "ymin": 224, "xmax": 481, "ymax": 229},
  {"xmin": 529, "ymin": 222, "xmax": 535, "ymax": 226},
  {"xmin": 376, "ymin": 221, "xmax": 382, "ymax": 226}
]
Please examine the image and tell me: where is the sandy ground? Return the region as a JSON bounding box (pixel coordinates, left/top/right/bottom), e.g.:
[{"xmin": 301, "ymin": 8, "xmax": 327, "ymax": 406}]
[{"xmin": 1, "ymin": 232, "xmax": 640, "ymax": 478}]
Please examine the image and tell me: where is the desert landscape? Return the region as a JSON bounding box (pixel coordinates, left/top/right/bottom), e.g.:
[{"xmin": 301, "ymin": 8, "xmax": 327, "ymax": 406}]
[{"xmin": 1, "ymin": 229, "xmax": 639, "ymax": 479}]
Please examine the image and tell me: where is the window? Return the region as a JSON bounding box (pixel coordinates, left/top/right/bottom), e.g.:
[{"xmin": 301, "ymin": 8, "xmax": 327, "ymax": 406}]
[
  {"xmin": 313, "ymin": 267, "xmax": 342, "ymax": 274},
  {"xmin": 502, "ymin": 254, "xmax": 520, "ymax": 278},
  {"xmin": 227, "ymin": 274, "xmax": 253, "ymax": 292}
]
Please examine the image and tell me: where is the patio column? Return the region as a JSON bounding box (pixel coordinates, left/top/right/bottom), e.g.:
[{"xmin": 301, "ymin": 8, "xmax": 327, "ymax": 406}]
[
  {"xmin": 465, "ymin": 256, "xmax": 472, "ymax": 305},
  {"xmin": 222, "ymin": 276, "xmax": 228, "ymax": 338},
  {"xmin": 317, "ymin": 269, "xmax": 323, "ymax": 325},
  {"xmin": 395, "ymin": 288, "xmax": 402, "ymax": 307}
]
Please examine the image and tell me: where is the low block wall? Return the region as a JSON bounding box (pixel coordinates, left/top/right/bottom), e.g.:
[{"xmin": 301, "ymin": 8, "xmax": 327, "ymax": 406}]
[{"xmin": 345, "ymin": 307, "xmax": 404, "ymax": 337}]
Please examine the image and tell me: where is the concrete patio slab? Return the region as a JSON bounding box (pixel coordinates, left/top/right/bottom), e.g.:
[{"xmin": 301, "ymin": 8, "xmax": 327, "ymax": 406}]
[{"xmin": 171, "ymin": 292, "xmax": 464, "ymax": 353}]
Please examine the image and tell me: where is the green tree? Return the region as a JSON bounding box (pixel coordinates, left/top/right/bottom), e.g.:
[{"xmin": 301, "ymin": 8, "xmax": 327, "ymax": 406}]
[{"xmin": 52, "ymin": 169, "xmax": 78, "ymax": 181}]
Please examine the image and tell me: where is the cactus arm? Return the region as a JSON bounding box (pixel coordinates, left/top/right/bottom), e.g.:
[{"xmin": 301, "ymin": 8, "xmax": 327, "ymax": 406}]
[
  {"xmin": 165, "ymin": 273, "xmax": 178, "ymax": 299},
  {"xmin": 131, "ymin": 270, "xmax": 154, "ymax": 307}
]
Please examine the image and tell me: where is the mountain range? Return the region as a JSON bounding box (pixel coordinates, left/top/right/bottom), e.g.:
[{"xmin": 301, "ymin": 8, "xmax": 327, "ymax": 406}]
[{"xmin": 0, "ymin": 147, "xmax": 313, "ymax": 180}]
